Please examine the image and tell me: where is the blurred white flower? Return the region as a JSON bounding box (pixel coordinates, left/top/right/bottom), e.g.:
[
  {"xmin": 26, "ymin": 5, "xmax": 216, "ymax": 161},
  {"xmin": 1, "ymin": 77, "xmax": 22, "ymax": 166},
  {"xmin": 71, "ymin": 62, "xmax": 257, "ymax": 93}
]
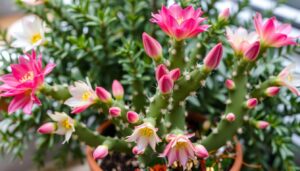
[
  {"xmin": 9, "ymin": 15, "xmax": 45, "ymax": 52},
  {"xmin": 22, "ymin": 0, "xmax": 45, "ymax": 6}
]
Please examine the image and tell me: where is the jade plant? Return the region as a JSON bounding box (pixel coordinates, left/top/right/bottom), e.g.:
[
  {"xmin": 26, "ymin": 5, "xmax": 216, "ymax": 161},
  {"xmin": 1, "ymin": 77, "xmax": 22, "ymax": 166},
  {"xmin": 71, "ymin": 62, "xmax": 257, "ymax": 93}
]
[{"xmin": 0, "ymin": 0, "xmax": 300, "ymax": 170}]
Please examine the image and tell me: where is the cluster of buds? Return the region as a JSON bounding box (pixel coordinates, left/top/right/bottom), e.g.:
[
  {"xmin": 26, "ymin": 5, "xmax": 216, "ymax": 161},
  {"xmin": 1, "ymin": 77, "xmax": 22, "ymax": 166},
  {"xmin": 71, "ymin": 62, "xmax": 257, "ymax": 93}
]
[{"xmin": 155, "ymin": 64, "xmax": 181, "ymax": 94}]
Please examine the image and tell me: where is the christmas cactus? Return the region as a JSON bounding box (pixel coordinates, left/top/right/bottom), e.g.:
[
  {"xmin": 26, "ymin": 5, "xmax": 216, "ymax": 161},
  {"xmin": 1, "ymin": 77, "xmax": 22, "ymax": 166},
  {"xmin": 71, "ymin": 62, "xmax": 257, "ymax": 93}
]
[{"xmin": 0, "ymin": 0, "xmax": 299, "ymax": 170}]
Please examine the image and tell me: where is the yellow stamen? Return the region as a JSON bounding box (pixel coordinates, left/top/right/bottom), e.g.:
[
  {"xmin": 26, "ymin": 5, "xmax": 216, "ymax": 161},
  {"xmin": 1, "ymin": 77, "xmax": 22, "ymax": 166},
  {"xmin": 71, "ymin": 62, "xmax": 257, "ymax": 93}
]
[
  {"xmin": 139, "ymin": 127, "xmax": 154, "ymax": 137},
  {"xmin": 177, "ymin": 17, "xmax": 184, "ymax": 25},
  {"xmin": 62, "ymin": 119, "xmax": 72, "ymax": 129},
  {"xmin": 175, "ymin": 141, "xmax": 187, "ymax": 149},
  {"xmin": 31, "ymin": 33, "xmax": 42, "ymax": 44},
  {"xmin": 82, "ymin": 91, "xmax": 92, "ymax": 101},
  {"xmin": 19, "ymin": 71, "xmax": 34, "ymax": 83},
  {"xmin": 288, "ymin": 74, "xmax": 293, "ymax": 82}
]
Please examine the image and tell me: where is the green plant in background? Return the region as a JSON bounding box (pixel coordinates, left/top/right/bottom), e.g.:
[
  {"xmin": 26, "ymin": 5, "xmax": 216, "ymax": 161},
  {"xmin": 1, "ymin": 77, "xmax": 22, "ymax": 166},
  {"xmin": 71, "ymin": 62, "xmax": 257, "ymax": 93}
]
[{"xmin": 0, "ymin": 0, "xmax": 299, "ymax": 170}]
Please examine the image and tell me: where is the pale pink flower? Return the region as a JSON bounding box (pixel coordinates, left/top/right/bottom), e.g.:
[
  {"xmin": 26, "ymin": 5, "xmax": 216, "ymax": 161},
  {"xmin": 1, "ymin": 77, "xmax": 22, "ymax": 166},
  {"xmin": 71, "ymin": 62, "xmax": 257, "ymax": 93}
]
[
  {"xmin": 226, "ymin": 27, "xmax": 258, "ymax": 55},
  {"xmin": 218, "ymin": 8, "xmax": 230, "ymax": 21},
  {"xmin": 254, "ymin": 13, "xmax": 297, "ymax": 48},
  {"xmin": 22, "ymin": 0, "xmax": 45, "ymax": 6},
  {"xmin": 64, "ymin": 81, "xmax": 98, "ymax": 114},
  {"xmin": 37, "ymin": 122, "xmax": 56, "ymax": 134},
  {"xmin": 225, "ymin": 79, "xmax": 235, "ymax": 90},
  {"xmin": 277, "ymin": 64, "xmax": 300, "ymax": 96},
  {"xmin": 151, "ymin": 3, "xmax": 209, "ymax": 40},
  {"xmin": 112, "ymin": 80, "xmax": 124, "ymax": 100},
  {"xmin": 126, "ymin": 122, "xmax": 161, "ymax": 153},
  {"xmin": 160, "ymin": 134, "xmax": 196, "ymax": 169},
  {"xmin": 257, "ymin": 121, "xmax": 269, "ymax": 129},
  {"xmin": 48, "ymin": 112, "xmax": 75, "ymax": 144},
  {"xmin": 93, "ymin": 145, "xmax": 109, "ymax": 160},
  {"xmin": 0, "ymin": 50, "xmax": 55, "ymax": 114},
  {"xmin": 225, "ymin": 113, "xmax": 236, "ymax": 122}
]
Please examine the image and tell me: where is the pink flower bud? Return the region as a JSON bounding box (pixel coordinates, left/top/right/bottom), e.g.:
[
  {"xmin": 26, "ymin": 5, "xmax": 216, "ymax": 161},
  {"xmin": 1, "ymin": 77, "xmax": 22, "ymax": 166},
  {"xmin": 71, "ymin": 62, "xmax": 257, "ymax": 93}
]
[
  {"xmin": 218, "ymin": 8, "xmax": 230, "ymax": 21},
  {"xmin": 93, "ymin": 145, "xmax": 109, "ymax": 160},
  {"xmin": 132, "ymin": 146, "xmax": 144, "ymax": 155},
  {"xmin": 127, "ymin": 111, "xmax": 139, "ymax": 123},
  {"xmin": 225, "ymin": 113, "xmax": 235, "ymax": 122},
  {"xmin": 109, "ymin": 107, "xmax": 121, "ymax": 117},
  {"xmin": 96, "ymin": 87, "xmax": 112, "ymax": 103},
  {"xmin": 257, "ymin": 121, "xmax": 269, "ymax": 129},
  {"xmin": 37, "ymin": 122, "xmax": 56, "ymax": 134},
  {"xmin": 246, "ymin": 98, "xmax": 258, "ymax": 109},
  {"xmin": 169, "ymin": 68, "xmax": 181, "ymax": 81},
  {"xmin": 195, "ymin": 144, "xmax": 209, "ymax": 158},
  {"xmin": 244, "ymin": 41, "xmax": 260, "ymax": 61},
  {"xmin": 203, "ymin": 43, "xmax": 223, "ymax": 70},
  {"xmin": 225, "ymin": 79, "xmax": 235, "ymax": 90},
  {"xmin": 112, "ymin": 80, "xmax": 124, "ymax": 100},
  {"xmin": 266, "ymin": 87, "xmax": 280, "ymax": 97},
  {"xmin": 142, "ymin": 32, "xmax": 162, "ymax": 60},
  {"xmin": 158, "ymin": 75, "xmax": 174, "ymax": 94},
  {"xmin": 155, "ymin": 64, "xmax": 169, "ymax": 81}
]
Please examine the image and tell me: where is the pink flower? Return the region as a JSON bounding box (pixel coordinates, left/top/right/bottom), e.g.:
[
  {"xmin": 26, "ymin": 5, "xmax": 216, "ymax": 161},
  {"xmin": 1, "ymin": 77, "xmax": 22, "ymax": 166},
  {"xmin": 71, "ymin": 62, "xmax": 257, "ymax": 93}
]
[
  {"xmin": 254, "ymin": 13, "xmax": 297, "ymax": 48},
  {"xmin": 243, "ymin": 41, "xmax": 260, "ymax": 61},
  {"xmin": 265, "ymin": 87, "xmax": 280, "ymax": 97},
  {"xmin": 0, "ymin": 50, "xmax": 55, "ymax": 114},
  {"xmin": 225, "ymin": 113, "xmax": 236, "ymax": 122},
  {"xmin": 225, "ymin": 79, "xmax": 235, "ymax": 90},
  {"xmin": 112, "ymin": 80, "xmax": 124, "ymax": 100},
  {"xmin": 95, "ymin": 87, "xmax": 112, "ymax": 103},
  {"xmin": 37, "ymin": 122, "xmax": 56, "ymax": 134},
  {"xmin": 93, "ymin": 145, "xmax": 109, "ymax": 160},
  {"xmin": 126, "ymin": 111, "xmax": 139, "ymax": 123},
  {"xmin": 246, "ymin": 98, "xmax": 258, "ymax": 109},
  {"xmin": 109, "ymin": 107, "xmax": 121, "ymax": 117},
  {"xmin": 226, "ymin": 27, "xmax": 258, "ymax": 55},
  {"xmin": 257, "ymin": 121, "xmax": 269, "ymax": 129},
  {"xmin": 126, "ymin": 122, "xmax": 161, "ymax": 153},
  {"xmin": 150, "ymin": 3, "xmax": 209, "ymax": 40},
  {"xmin": 155, "ymin": 64, "xmax": 180, "ymax": 94},
  {"xmin": 142, "ymin": 32, "xmax": 162, "ymax": 60},
  {"xmin": 218, "ymin": 8, "xmax": 230, "ymax": 21},
  {"xmin": 64, "ymin": 81, "xmax": 98, "ymax": 114},
  {"xmin": 277, "ymin": 64, "xmax": 300, "ymax": 96},
  {"xmin": 203, "ymin": 43, "xmax": 223, "ymax": 70},
  {"xmin": 194, "ymin": 144, "xmax": 209, "ymax": 158},
  {"xmin": 160, "ymin": 134, "xmax": 196, "ymax": 169}
]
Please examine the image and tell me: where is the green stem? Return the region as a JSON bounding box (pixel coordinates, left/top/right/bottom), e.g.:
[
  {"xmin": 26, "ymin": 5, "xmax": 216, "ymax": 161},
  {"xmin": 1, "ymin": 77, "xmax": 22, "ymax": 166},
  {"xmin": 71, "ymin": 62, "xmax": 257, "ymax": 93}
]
[
  {"xmin": 75, "ymin": 123, "xmax": 130, "ymax": 153},
  {"xmin": 251, "ymin": 77, "xmax": 279, "ymax": 98},
  {"xmin": 201, "ymin": 64, "xmax": 248, "ymax": 151},
  {"xmin": 170, "ymin": 40, "xmax": 185, "ymax": 70},
  {"xmin": 40, "ymin": 84, "xmax": 71, "ymax": 101}
]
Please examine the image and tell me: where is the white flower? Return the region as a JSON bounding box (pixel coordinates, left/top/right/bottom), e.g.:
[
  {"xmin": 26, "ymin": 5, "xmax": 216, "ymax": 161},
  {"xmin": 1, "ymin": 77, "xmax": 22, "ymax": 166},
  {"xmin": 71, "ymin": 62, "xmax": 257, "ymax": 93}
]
[
  {"xmin": 48, "ymin": 112, "xmax": 75, "ymax": 144},
  {"xmin": 278, "ymin": 64, "xmax": 300, "ymax": 96},
  {"xmin": 64, "ymin": 81, "xmax": 98, "ymax": 114},
  {"xmin": 22, "ymin": 0, "xmax": 45, "ymax": 5},
  {"xmin": 126, "ymin": 122, "xmax": 161, "ymax": 153},
  {"xmin": 9, "ymin": 15, "xmax": 45, "ymax": 52},
  {"xmin": 226, "ymin": 27, "xmax": 258, "ymax": 55}
]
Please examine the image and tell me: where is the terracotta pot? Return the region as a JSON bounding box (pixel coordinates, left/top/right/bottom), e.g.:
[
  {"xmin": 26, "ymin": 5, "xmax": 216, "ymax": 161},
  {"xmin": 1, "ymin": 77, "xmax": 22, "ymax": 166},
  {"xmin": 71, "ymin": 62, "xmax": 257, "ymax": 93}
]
[
  {"xmin": 85, "ymin": 115, "xmax": 243, "ymax": 171},
  {"xmin": 86, "ymin": 121, "xmax": 111, "ymax": 171}
]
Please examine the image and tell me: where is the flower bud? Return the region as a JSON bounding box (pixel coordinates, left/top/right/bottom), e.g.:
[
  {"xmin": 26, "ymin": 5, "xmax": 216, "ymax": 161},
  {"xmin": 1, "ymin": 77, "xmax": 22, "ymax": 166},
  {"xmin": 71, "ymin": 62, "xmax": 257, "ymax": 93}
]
[
  {"xmin": 132, "ymin": 146, "xmax": 144, "ymax": 155},
  {"xmin": 169, "ymin": 68, "xmax": 181, "ymax": 81},
  {"xmin": 155, "ymin": 64, "xmax": 169, "ymax": 81},
  {"xmin": 244, "ymin": 41, "xmax": 260, "ymax": 61},
  {"xmin": 96, "ymin": 87, "xmax": 112, "ymax": 103},
  {"xmin": 265, "ymin": 87, "xmax": 280, "ymax": 97},
  {"xmin": 195, "ymin": 144, "xmax": 209, "ymax": 158},
  {"xmin": 257, "ymin": 121, "xmax": 269, "ymax": 129},
  {"xmin": 109, "ymin": 107, "xmax": 121, "ymax": 117},
  {"xmin": 112, "ymin": 80, "xmax": 124, "ymax": 100},
  {"xmin": 218, "ymin": 8, "xmax": 230, "ymax": 21},
  {"xmin": 37, "ymin": 122, "xmax": 56, "ymax": 134},
  {"xmin": 158, "ymin": 75, "xmax": 174, "ymax": 94},
  {"xmin": 203, "ymin": 43, "xmax": 223, "ymax": 70},
  {"xmin": 246, "ymin": 98, "xmax": 258, "ymax": 109},
  {"xmin": 142, "ymin": 32, "xmax": 162, "ymax": 60},
  {"xmin": 225, "ymin": 113, "xmax": 235, "ymax": 122},
  {"xmin": 93, "ymin": 145, "xmax": 109, "ymax": 160},
  {"xmin": 225, "ymin": 79, "xmax": 235, "ymax": 90},
  {"xmin": 127, "ymin": 111, "xmax": 139, "ymax": 123}
]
